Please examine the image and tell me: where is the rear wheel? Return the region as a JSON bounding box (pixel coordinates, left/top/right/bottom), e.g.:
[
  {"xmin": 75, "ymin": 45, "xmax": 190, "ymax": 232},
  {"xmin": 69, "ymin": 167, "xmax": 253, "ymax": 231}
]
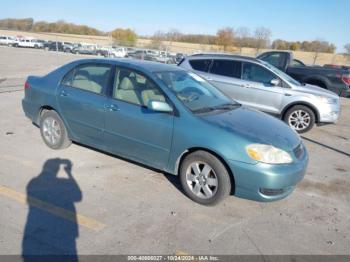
[
  {"xmin": 40, "ymin": 110, "xmax": 71, "ymax": 150},
  {"xmin": 283, "ymin": 105, "xmax": 315, "ymax": 133},
  {"xmin": 180, "ymin": 151, "xmax": 231, "ymax": 205}
]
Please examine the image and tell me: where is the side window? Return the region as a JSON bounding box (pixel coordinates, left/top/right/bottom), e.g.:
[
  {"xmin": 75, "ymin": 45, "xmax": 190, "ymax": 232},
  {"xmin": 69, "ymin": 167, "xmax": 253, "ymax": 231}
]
[
  {"xmin": 242, "ymin": 63, "xmax": 277, "ymax": 86},
  {"xmin": 210, "ymin": 60, "xmax": 242, "ymax": 78},
  {"xmin": 291, "ymin": 59, "xmax": 304, "ymax": 67},
  {"xmin": 61, "ymin": 64, "xmax": 111, "ymax": 94},
  {"xmin": 113, "ymin": 67, "xmax": 166, "ymax": 106},
  {"xmin": 260, "ymin": 53, "xmax": 285, "ymax": 69},
  {"xmin": 189, "ymin": 59, "xmax": 211, "ymax": 72}
]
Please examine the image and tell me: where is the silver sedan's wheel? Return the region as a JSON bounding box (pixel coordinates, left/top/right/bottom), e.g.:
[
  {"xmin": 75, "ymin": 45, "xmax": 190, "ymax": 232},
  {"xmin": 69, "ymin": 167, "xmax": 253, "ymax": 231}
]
[
  {"xmin": 288, "ymin": 110, "xmax": 311, "ymax": 131},
  {"xmin": 185, "ymin": 162, "xmax": 218, "ymax": 199},
  {"xmin": 180, "ymin": 151, "xmax": 231, "ymax": 205},
  {"xmin": 40, "ymin": 110, "xmax": 72, "ymax": 150},
  {"xmin": 284, "ymin": 105, "xmax": 315, "ymax": 134},
  {"xmin": 42, "ymin": 116, "xmax": 62, "ymax": 145}
]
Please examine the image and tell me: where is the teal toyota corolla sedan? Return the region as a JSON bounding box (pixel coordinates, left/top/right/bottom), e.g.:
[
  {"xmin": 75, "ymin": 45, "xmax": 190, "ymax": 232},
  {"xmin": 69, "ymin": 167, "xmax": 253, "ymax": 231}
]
[{"xmin": 22, "ymin": 58, "xmax": 308, "ymax": 205}]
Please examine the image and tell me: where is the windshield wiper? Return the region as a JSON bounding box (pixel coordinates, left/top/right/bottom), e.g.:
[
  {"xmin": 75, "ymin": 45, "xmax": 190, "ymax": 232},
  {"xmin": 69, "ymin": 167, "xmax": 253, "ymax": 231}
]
[
  {"xmin": 192, "ymin": 102, "xmax": 241, "ymax": 114},
  {"xmin": 212, "ymin": 102, "xmax": 241, "ymax": 110}
]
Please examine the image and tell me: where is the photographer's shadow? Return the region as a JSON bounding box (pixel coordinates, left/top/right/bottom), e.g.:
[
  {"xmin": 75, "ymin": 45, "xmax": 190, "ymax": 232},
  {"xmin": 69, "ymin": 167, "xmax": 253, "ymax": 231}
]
[{"xmin": 22, "ymin": 158, "xmax": 82, "ymax": 261}]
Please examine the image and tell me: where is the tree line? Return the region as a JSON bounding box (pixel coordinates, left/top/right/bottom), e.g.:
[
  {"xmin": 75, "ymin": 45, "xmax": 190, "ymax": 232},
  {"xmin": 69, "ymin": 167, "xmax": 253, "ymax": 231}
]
[
  {"xmin": 0, "ymin": 18, "xmax": 138, "ymax": 46},
  {"xmin": 0, "ymin": 18, "xmax": 104, "ymax": 36},
  {"xmin": 1, "ymin": 18, "xmax": 348, "ymax": 54},
  {"xmin": 272, "ymin": 39, "xmax": 336, "ymax": 53}
]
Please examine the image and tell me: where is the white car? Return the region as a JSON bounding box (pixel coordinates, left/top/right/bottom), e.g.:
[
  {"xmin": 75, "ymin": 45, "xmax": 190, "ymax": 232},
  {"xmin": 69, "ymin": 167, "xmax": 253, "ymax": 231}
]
[
  {"xmin": 17, "ymin": 39, "xmax": 43, "ymax": 49},
  {"xmin": 0, "ymin": 35, "xmax": 17, "ymax": 46},
  {"xmin": 109, "ymin": 47, "xmax": 127, "ymax": 58}
]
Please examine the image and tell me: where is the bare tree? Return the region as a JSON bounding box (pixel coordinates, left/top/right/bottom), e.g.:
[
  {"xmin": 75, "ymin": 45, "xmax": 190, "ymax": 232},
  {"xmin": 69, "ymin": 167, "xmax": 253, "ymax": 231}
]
[
  {"xmin": 165, "ymin": 29, "xmax": 181, "ymax": 52},
  {"xmin": 216, "ymin": 27, "xmax": 235, "ymax": 51},
  {"xmin": 149, "ymin": 30, "xmax": 166, "ymax": 50},
  {"xmin": 235, "ymin": 27, "xmax": 250, "ymax": 54},
  {"xmin": 345, "ymin": 43, "xmax": 350, "ymax": 54},
  {"xmin": 254, "ymin": 27, "xmax": 271, "ymax": 54}
]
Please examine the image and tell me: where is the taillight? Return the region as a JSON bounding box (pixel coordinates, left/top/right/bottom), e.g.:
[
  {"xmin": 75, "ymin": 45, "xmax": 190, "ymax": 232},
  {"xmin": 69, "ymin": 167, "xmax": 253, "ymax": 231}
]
[
  {"xmin": 24, "ymin": 81, "xmax": 30, "ymax": 89},
  {"xmin": 342, "ymin": 75, "xmax": 350, "ymax": 86}
]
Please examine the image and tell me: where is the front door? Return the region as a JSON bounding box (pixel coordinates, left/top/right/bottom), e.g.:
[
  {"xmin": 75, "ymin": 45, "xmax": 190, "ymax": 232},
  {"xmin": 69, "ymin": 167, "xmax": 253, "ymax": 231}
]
[
  {"xmin": 239, "ymin": 62, "xmax": 284, "ymax": 115},
  {"xmin": 104, "ymin": 66, "xmax": 174, "ymax": 169}
]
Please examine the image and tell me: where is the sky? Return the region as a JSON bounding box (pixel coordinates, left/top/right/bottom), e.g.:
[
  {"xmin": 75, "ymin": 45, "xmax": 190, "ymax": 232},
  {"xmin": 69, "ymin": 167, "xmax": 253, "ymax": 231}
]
[{"xmin": 1, "ymin": 0, "xmax": 349, "ymax": 52}]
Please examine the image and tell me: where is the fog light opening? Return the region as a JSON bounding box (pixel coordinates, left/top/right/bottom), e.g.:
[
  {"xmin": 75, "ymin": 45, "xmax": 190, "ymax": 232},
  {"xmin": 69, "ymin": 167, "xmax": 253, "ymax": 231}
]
[{"xmin": 260, "ymin": 188, "xmax": 285, "ymax": 196}]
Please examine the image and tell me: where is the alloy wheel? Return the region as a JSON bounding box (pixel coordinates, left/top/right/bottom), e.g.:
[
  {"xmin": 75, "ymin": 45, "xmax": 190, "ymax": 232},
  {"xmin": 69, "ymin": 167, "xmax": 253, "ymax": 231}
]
[
  {"xmin": 42, "ymin": 117, "xmax": 61, "ymax": 145},
  {"xmin": 185, "ymin": 162, "xmax": 218, "ymax": 199},
  {"xmin": 288, "ymin": 110, "xmax": 311, "ymax": 131}
]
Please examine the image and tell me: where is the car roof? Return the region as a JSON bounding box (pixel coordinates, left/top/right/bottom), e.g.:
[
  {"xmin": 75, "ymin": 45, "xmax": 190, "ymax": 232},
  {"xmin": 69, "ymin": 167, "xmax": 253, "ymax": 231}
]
[
  {"xmin": 73, "ymin": 58, "xmax": 183, "ymax": 73},
  {"xmin": 187, "ymin": 53, "xmax": 260, "ymax": 63}
]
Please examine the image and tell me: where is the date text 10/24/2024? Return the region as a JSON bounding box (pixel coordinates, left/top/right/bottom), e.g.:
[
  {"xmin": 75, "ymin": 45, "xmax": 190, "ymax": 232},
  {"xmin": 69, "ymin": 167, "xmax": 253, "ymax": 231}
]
[{"xmin": 127, "ymin": 255, "xmax": 219, "ymax": 261}]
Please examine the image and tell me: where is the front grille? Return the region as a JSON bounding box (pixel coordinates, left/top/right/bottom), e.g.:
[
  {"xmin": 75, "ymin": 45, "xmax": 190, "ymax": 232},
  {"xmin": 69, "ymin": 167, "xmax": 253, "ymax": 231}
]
[{"xmin": 293, "ymin": 143, "xmax": 304, "ymax": 160}]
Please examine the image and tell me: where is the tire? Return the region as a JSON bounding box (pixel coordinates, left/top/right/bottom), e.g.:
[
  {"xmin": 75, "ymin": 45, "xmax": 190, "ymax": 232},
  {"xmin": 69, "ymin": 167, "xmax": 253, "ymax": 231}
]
[
  {"xmin": 40, "ymin": 110, "xmax": 72, "ymax": 150},
  {"xmin": 283, "ymin": 105, "xmax": 315, "ymax": 133},
  {"xmin": 179, "ymin": 151, "xmax": 231, "ymax": 206}
]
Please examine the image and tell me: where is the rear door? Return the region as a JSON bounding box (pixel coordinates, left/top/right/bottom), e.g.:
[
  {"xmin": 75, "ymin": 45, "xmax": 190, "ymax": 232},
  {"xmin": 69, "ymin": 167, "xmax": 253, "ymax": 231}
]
[
  {"xmin": 57, "ymin": 63, "xmax": 112, "ymax": 147},
  {"xmin": 205, "ymin": 59, "xmax": 251, "ymax": 102},
  {"xmin": 239, "ymin": 62, "xmax": 284, "ymax": 114}
]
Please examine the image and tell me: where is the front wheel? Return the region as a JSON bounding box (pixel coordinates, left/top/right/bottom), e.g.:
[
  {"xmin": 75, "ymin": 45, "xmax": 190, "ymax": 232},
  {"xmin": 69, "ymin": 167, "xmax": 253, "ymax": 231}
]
[
  {"xmin": 283, "ymin": 105, "xmax": 315, "ymax": 133},
  {"xmin": 40, "ymin": 110, "xmax": 72, "ymax": 150},
  {"xmin": 180, "ymin": 151, "xmax": 231, "ymax": 205}
]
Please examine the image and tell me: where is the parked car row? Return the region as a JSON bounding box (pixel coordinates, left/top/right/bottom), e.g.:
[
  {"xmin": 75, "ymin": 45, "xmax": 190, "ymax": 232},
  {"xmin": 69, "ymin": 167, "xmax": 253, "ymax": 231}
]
[
  {"xmin": 0, "ymin": 36, "xmax": 44, "ymax": 48},
  {"xmin": 1, "ymin": 34, "xmax": 187, "ymax": 64}
]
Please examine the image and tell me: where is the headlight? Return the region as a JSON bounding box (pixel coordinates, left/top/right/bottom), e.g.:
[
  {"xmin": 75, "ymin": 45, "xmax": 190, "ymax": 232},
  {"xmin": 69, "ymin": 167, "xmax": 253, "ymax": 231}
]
[
  {"xmin": 315, "ymin": 95, "xmax": 337, "ymax": 104},
  {"xmin": 246, "ymin": 144, "xmax": 293, "ymax": 164}
]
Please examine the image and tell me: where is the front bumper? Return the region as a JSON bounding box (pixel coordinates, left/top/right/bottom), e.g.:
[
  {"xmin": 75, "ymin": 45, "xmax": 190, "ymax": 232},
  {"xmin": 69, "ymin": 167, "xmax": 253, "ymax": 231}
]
[
  {"xmin": 318, "ymin": 101, "xmax": 341, "ymax": 123},
  {"xmin": 228, "ymin": 146, "xmax": 308, "ymax": 202},
  {"xmin": 340, "ymin": 87, "xmax": 350, "ymax": 98}
]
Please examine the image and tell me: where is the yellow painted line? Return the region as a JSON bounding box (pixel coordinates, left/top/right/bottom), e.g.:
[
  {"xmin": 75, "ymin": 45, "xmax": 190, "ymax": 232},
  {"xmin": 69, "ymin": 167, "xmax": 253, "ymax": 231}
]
[
  {"xmin": 0, "ymin": 184, "xmax": 106, "ymax": 232},
  {"xmin": 175, "ymin": 251, "xmax": 190, "ymax": 256}
]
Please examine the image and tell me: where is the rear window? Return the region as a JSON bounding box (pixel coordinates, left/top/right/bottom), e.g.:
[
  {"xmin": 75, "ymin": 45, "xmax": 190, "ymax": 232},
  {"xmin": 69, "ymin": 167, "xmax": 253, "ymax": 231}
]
[
  {"xmin": 210, "ymin": 60, "xmax": 242, "ymax": 78},
  {"xmin": 189, "ymin": 59, "xmax": 211, "ymax": 72},
  {"xmin": 61, "ymin": 64, "xmax": 111, "ymax": 94}
]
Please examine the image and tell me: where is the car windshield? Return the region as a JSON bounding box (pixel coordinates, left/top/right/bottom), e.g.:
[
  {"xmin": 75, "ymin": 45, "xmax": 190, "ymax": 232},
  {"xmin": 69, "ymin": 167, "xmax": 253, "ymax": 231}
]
[
  {"xmin": 260, "ymin": 60, "xmax": 302, "ymax": 86},
  {"xmin": 155, "ymin": 70, "xmax": 239, "ymax": 113}
]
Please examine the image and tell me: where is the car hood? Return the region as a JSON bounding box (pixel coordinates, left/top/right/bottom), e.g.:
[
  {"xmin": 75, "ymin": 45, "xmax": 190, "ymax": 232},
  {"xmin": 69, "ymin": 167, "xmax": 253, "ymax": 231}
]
[
  {"xmin": 200, "ymin": 106, "xmax": 301, "ymax": 152},
  {"xmin": 293, "ymin": 84, "xmax": 338, "ymax": 98}
]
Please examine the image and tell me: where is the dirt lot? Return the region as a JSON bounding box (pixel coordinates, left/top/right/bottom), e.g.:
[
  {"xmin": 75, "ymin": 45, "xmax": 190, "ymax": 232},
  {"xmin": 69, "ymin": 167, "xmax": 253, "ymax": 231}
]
[{"xmin": 0, "ymin": 46, "xmax": 350, "ymax": 256}]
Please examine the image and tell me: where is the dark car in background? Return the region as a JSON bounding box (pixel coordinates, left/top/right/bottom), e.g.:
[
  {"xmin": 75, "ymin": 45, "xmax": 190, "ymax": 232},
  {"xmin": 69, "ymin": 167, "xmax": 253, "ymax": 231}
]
[
  {"xmin": 257, "ymin": 51, "xmax": 350, "ymax": 97},
  {"xmin": 128, "ymin": 49, "xmax": 157, "ymax": 61},
  {"xmin": 72, "ymin": 44, "xmax": 97, "ymax": 55},
  {"xmin": 46, "ymin": 41, "xmax": 74, "ymax": 52}
]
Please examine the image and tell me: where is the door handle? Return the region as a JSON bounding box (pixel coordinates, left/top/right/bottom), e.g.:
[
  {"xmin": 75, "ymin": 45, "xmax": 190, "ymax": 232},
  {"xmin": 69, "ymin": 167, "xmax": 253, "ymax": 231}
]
[
  {"xmin": 241, "ymin": 84, "xmax": 251, "ymax": 88},
  {"xmin": 60, "ymin": 90, "xmax": 69, "ymax": 97},
  {"xmin": 106, "ymin": 104, "xmax": 120, "ymax": 112}
]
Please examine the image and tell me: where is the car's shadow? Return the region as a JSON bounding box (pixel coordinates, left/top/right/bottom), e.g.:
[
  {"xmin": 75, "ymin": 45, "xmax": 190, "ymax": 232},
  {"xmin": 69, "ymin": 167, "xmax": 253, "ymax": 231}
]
[
  {"xmin": 302, "ymin": 136, "xmax": 350, "ymax": 157},
  {"xmin": 75, "ymin": 142, "xmax": 187, "ymax": 197}
]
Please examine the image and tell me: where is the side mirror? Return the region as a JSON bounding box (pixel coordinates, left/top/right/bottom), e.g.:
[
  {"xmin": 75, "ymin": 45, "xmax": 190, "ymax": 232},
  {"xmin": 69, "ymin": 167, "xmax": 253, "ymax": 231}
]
[
  {"xmin": 270, "ymin": 79, "xmax": 281, "ymax": 86},
  {"xmin": 147, "ymin": 100, "xmax": 173, "ymax": 113}
]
